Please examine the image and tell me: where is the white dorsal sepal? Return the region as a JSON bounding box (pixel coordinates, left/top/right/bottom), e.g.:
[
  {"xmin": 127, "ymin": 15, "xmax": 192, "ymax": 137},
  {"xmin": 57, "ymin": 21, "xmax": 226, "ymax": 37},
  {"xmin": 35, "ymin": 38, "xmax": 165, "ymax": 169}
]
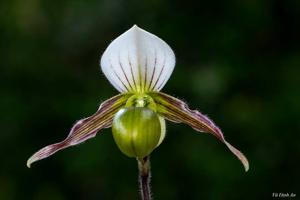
[{"xmin": 100, "ymin": 25, "xmax": 175, "ymax": 93}]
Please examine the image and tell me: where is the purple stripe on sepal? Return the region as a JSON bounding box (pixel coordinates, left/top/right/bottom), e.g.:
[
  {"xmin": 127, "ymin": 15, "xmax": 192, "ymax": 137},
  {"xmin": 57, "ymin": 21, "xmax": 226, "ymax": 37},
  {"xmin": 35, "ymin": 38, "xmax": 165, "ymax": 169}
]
[
  {"xmin": 27, "ymin": 93, "xmax": 132, "ymax": 168},
  {"xmin": 149, "ymin": 92, "xmax": 249, "ymax": 172}
]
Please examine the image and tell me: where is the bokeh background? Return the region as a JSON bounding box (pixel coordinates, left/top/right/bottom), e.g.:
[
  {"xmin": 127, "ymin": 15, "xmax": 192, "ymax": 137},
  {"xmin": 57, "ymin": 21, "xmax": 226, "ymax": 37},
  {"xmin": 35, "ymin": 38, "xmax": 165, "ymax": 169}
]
[{"xmin": 1, "ymin": 0, "xmax": 300, "ymax": 199}]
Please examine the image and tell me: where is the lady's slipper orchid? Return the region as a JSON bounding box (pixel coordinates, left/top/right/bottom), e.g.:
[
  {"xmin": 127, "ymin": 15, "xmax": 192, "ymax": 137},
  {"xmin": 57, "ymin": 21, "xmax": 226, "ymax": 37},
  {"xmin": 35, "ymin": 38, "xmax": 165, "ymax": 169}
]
[{"xmin": 27, "ymin": 25, "xmax": 249, "ymax": 172}]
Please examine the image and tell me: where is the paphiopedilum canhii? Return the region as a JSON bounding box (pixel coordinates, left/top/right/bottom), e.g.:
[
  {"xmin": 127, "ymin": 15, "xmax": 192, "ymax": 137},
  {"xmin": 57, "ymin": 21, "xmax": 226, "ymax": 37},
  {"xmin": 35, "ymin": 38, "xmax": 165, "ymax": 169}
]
[{"xmin": 27, "ymin": 25, "xmax": 249, "ymax": 172}]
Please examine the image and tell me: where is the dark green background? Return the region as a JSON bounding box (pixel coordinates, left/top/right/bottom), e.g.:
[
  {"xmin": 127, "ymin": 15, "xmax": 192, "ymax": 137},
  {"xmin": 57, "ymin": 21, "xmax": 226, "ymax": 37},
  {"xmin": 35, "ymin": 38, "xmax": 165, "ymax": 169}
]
[{"xmin": 1, "ymin": 0, "xmax": 300, "ymax": 199}]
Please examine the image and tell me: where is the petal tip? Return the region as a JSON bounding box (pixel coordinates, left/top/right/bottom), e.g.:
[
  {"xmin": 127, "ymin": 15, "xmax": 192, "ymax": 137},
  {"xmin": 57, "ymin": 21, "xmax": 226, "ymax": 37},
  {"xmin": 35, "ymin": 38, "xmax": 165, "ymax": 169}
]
[
  {"xmin": 224, "ymin": 141, "xmax": 249, "ymax": 172},
  {"xmin": 132, "ymin": 24, "xmax": 139, "ymax": 29},
  {"xmin": 243, "ymin": 157, "xmax": 250, "ymax": 172},
  {"xmin": 26, "ymin": 157, "xmax": 35, "ymax": 168},
  {"xmin": 130, "ymin": 24, "xmax": 143, "ymax": 33}
]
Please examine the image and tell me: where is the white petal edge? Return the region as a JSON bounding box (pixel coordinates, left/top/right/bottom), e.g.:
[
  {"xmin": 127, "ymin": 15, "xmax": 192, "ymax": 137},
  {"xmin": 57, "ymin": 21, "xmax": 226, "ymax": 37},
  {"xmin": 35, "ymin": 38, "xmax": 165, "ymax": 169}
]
[{"xmin": 100, "ymin": 25, "xmax": 176, "ymax": 93}]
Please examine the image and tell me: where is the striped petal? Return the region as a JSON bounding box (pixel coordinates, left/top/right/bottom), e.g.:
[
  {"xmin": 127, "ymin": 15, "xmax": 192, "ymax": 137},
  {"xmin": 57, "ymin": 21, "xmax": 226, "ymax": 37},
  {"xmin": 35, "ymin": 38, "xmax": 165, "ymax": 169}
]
[
  {"xmin": 27, "ymin": 94, "xmax": 131, "ymax": 168},
  {"xmin": 100, "ymin": 25, "xmax": 175, "ymax": 93},
  {"xmin": 149, "ymin": 92, "xmax": 249, "ymax": 172}
]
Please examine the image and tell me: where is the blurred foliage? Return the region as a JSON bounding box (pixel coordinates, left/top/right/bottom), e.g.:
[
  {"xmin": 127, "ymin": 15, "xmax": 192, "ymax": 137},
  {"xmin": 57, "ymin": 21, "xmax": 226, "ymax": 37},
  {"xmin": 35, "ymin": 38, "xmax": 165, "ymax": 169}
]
[{"xmin": 1, "ymin": 0, "xmax": 300, "ymax": 199}]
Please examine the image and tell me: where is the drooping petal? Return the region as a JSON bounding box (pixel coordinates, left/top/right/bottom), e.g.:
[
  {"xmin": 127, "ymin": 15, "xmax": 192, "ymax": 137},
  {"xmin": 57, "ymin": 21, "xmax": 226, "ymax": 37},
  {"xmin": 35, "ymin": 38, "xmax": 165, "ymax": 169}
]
[
  {"xmin": 27, "ymin": 94, "xmax": 132, "ymax": 168},
  {"xmin": 100, "ymin": 25, "xmax": 175, "ymax": 93},
  {"xmin": 149, "ymin": 92, "xmax": 249, "ymax": 172}
]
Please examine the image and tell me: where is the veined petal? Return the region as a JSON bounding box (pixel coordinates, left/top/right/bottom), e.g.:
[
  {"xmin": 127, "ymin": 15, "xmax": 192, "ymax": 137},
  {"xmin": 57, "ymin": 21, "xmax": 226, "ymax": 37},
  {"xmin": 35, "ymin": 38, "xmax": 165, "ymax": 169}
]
[
  {"xmin": 149, "ymin": 92, "xmax": 249, "ymax": 172},
  {"xmin": 100, "ymin": 25, "xmax": 175, "ymax": 93},
  {"xmin": 27, "ymin": 93, "xmax": 132, "ymax": 168}
]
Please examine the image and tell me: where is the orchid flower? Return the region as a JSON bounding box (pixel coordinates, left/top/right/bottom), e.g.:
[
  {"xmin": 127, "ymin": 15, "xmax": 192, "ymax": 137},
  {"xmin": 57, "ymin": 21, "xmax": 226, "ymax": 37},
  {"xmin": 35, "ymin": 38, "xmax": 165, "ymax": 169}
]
[{"xmin": 27, "ymin": 25, "xmax": 248, "ymax": 177}]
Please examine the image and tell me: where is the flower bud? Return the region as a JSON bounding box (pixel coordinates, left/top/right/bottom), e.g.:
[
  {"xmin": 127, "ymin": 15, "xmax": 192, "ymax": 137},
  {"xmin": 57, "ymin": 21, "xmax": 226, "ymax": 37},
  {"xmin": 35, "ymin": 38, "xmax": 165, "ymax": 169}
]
[{"xmin": 112, "ymin": 107, "xmax": 161, "ymax": 158}]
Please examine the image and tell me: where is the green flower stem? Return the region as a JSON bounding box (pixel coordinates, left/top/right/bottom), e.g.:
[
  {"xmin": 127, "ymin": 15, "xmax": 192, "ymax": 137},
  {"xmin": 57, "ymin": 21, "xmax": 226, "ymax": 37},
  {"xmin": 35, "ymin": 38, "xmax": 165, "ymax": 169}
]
[{"xmin": 138, "ymin": 156, "xmax": 151, "ymax": 200}]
